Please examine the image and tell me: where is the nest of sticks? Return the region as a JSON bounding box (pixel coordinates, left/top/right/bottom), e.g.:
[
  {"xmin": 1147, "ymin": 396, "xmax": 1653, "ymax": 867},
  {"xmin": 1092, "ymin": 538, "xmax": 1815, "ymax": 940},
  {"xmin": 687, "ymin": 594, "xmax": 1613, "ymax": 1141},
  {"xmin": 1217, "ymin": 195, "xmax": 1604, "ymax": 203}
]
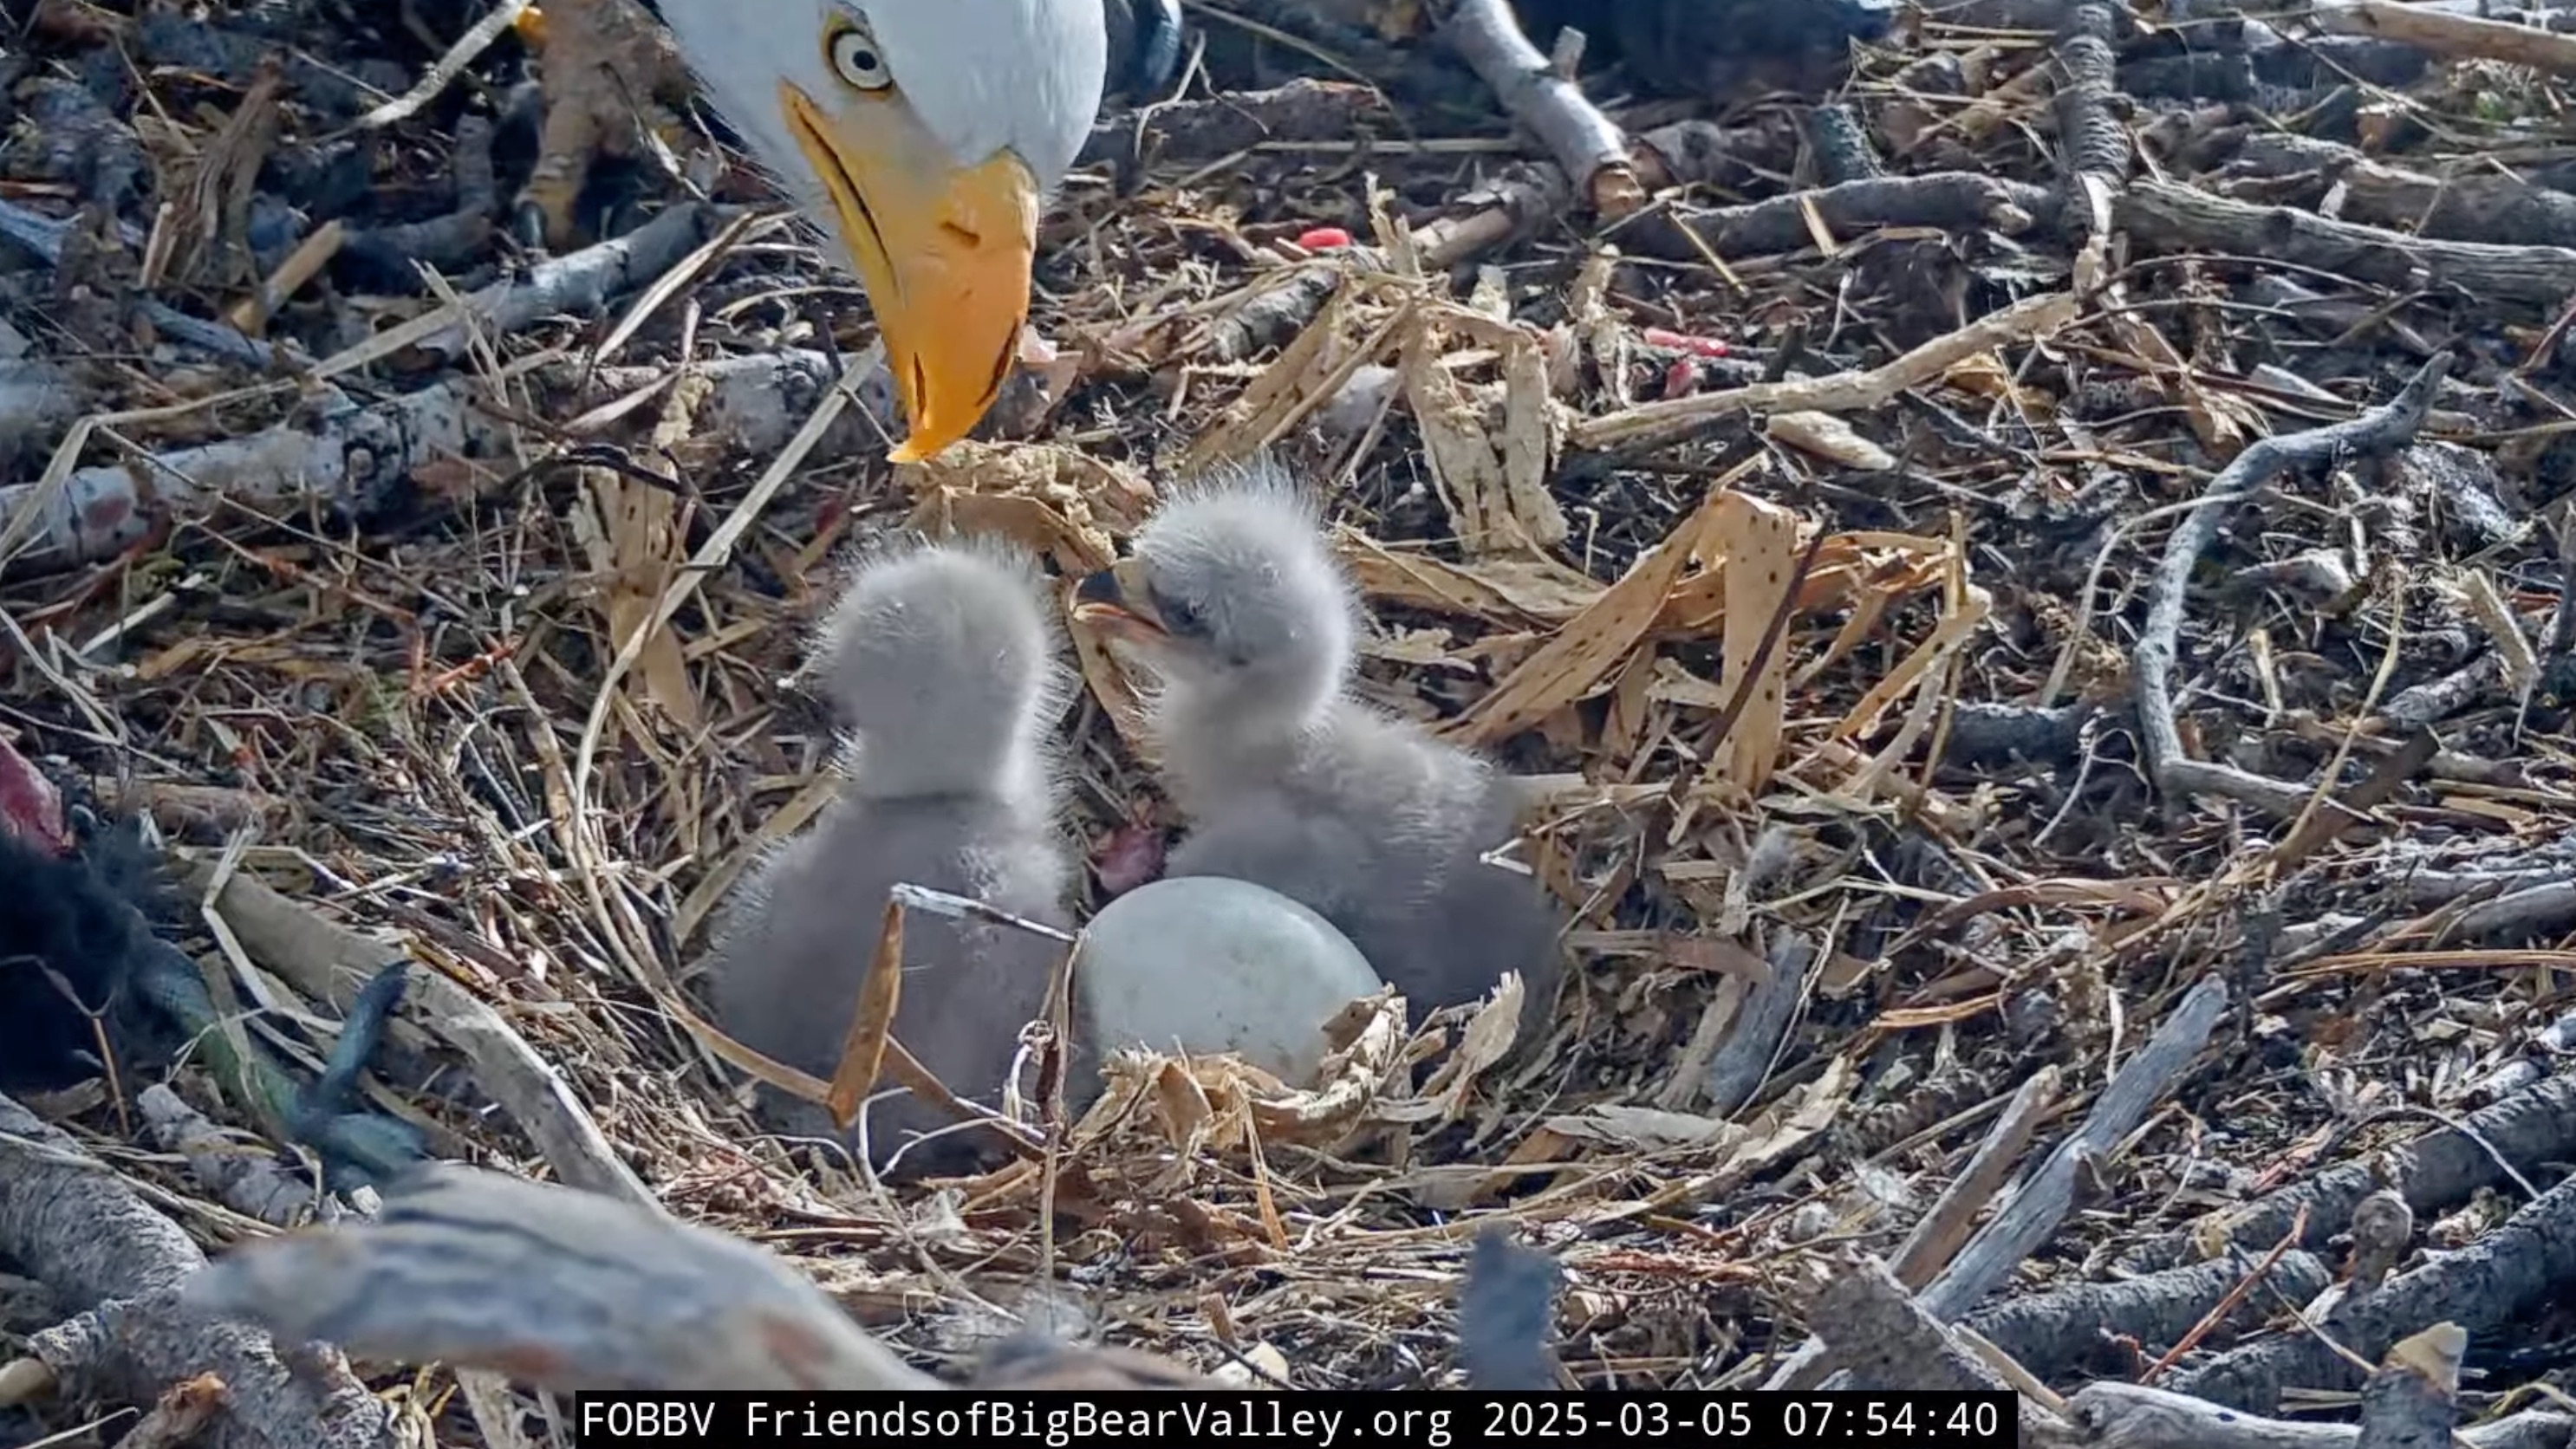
[{"xmin": 6, "ymin": 0, "xmax": 2576, "ymax": 1445}]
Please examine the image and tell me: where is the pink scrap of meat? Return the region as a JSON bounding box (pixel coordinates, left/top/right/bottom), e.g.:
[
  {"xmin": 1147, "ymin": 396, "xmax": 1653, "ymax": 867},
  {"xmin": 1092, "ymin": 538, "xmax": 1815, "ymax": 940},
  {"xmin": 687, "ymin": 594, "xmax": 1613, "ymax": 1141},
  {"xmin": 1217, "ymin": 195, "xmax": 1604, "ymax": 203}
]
[
  {"xmin": 1641, "ymin": 326, "xmax": 1731, "ymax": 359},
  {"xmin": 0, "ymin": 734, "xmax": 69, "ymax": 856},
  {"xmin": 1091, "ymin": 822, "xmax": 1166, "ymax": 898}
]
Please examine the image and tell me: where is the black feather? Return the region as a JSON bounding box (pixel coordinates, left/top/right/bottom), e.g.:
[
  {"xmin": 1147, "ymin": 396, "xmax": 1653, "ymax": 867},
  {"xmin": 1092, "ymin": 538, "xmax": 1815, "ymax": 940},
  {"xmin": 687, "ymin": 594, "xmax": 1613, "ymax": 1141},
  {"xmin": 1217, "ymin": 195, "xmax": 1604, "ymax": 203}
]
[{"xmin": 0, "ymin": 811, "xmax": 182, "ymax": 1092}]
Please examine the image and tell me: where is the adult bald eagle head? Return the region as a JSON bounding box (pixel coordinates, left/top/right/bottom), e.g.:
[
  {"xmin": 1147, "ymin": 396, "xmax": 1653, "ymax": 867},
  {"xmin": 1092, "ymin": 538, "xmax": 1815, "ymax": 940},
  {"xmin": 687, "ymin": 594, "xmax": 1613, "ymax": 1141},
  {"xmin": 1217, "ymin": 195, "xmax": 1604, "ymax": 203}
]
[{"xmin": 657, "ymin": 0, "xmax": 1157, "ymax": 460}]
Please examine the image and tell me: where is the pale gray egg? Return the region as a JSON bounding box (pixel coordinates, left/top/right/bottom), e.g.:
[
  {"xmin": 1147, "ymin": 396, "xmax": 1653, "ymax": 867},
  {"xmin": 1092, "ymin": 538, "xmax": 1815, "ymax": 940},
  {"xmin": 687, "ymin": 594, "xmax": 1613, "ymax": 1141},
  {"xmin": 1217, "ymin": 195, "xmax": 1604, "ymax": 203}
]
[{"xmin": 1078, "ymin": 875, "xmax": 1384, "ymax": 1087}]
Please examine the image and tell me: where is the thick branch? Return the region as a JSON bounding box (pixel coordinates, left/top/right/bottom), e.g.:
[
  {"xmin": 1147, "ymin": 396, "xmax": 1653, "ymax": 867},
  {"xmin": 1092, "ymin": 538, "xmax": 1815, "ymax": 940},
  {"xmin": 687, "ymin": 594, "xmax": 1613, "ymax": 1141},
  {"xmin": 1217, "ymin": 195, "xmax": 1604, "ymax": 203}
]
[{"xmin": 1438, "ymin": 0, "xmax": 1641, "ymax": 217}]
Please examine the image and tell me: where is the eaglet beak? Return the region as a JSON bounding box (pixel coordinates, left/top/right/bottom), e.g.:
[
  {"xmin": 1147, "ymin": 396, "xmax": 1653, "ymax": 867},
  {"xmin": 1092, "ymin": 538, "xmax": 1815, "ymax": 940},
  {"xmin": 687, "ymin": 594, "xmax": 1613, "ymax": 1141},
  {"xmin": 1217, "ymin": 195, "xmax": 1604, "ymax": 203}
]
[
  {"xmin": 1071, "ymin": 560, "xmax": 1169, "ymax": 642},
  {"xmin": 780, "ymin": 85, "xmax": 1041, "ymax": 463}
]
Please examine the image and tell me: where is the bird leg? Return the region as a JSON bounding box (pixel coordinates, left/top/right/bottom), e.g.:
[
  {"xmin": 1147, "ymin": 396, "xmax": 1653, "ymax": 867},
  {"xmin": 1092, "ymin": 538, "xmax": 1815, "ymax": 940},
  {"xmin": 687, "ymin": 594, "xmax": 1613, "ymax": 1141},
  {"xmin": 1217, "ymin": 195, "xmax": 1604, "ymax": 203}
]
[{"xmin": 507, "ymin": 0, "xmax": 698, "ymax": 250}]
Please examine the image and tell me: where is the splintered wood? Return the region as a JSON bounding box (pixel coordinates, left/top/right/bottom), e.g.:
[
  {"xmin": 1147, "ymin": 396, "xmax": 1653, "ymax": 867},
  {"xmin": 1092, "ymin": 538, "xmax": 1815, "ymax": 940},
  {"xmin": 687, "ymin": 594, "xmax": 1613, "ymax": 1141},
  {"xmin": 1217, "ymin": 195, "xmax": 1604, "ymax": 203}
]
[
  {"xmin": 1571, "ymin": 291, "xmax": 2079, "ymax": 453},
  {"xmin": 1402, "ymin": 294, "xmax": 1570, "ymax": 556},
  {"xmin": 1713, "ymin": 493, "xmax": 1801, "ymax": 792},
  {"xmin": 1173, "ymin": 250, "xmax": 1569, "ymax": 556},
  {"xmin": 575, "ymin": 372, "xmax": 706, "ymax": 737},
  {"xmin": 1447, "ymin": 484, "xmax": 1727, "ymax": 745},
  {"xmin": 1044, "ymin": 978, "xmax": 1556, "ymax": 1219},
  {"xmin": 1181, "ymin": 280, "xmax": 1411, "ymax": 476},
  {"xmin": 1430, "ymin": 475, "xmax": 1965, "ymax": 823},
  {"xmin": 894, "ymin": 439, "xmax": 1155, "ymax": 574}
]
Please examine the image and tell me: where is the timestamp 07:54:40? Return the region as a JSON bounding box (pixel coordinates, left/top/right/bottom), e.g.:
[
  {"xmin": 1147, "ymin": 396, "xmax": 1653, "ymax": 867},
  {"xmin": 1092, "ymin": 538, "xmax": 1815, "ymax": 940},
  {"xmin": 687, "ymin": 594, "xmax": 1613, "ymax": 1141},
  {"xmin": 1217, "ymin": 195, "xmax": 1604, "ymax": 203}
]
[{"xmin": 1480, "ymin": 1390, "xmax": 2015, "ymax": 1446}]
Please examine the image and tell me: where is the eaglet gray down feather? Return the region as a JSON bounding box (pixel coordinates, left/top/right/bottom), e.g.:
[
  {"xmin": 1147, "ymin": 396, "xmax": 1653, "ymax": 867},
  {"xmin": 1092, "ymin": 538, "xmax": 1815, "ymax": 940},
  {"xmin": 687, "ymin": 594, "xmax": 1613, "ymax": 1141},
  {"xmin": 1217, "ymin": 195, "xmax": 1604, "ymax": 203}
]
[
  {"xmin": 1072, "ymin": 460, "xmax": 1566, "ymax": 1041},
  {"xmin": 700, "ymin": 536, "xmax": 1076, "ymax": 1177}
]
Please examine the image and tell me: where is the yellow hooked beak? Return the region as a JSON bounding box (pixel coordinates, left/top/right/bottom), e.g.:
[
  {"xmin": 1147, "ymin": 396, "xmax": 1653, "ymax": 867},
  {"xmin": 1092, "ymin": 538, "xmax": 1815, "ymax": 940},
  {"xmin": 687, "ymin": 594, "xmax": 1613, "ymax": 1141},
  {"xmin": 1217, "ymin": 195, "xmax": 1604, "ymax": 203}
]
[{"xmin": 780, "ymin": 85, "xmax": 1041, "ymax": 463}]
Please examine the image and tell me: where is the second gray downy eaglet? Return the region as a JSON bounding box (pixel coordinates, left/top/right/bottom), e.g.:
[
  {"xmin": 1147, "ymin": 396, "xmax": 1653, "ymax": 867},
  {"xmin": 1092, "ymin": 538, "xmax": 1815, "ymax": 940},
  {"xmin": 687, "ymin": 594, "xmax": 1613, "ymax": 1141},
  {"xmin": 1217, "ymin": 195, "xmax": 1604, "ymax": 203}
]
[{"xmin": 1072, "ymin": 459, "xmax": 1565, "ymax": 1043}]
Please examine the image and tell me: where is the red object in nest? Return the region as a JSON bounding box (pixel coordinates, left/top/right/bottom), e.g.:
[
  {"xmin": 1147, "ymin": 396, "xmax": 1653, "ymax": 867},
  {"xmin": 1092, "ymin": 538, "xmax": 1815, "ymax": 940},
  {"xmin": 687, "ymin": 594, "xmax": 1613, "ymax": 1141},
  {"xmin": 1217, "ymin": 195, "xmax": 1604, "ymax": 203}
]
[
  {"xmin": 1294, "ymin": 226, "xmax": 1354, "ymax": 251},
  {"xmin": 1643, "ymin": 326, "xmax": 1731, "ymax": 359},
  {"xmin": 0, "ymin": 735, "xmax": 68, "ymax": 856}
]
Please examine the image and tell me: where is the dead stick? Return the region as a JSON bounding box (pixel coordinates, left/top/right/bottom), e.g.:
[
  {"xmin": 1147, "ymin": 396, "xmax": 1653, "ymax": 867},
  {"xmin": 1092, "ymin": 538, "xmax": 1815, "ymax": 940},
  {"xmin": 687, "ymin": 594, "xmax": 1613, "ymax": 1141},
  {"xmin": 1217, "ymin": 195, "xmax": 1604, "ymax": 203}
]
[
  {"xmin": 1573, "ymin": 292, "xmax": 2079, "ymax": 452},
  {"xmin": 1768, "ymin": 975, "xmax": 2231, "ymax": 1390},
  {"xmin": 2133, "ymin": 354, "xmax": 2449, "ymax": 815},
  {"xmin": 2354, "ymin": 1323, "xmax": 2466, "ymax": 1449},
  {"xmin": 2318, "ymin": 0, "xmax": 2576, "ymax": 71},
  {"xmin": 1435, "ymin": 0, "xmax": 1643, "ymax": 218},
  {"xmin": 2065, "ymin": 1381, "xmax": 2570, "ymax": 1449},
  {"xmin": 1889, "ymin": 1067, "xmax": 2059, "ymax": 1289}
]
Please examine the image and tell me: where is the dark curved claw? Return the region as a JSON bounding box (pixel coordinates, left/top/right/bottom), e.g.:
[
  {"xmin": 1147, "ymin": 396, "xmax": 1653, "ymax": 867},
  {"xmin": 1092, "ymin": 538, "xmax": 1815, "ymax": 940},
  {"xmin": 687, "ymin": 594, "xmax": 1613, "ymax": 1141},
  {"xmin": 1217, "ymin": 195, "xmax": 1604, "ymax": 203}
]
[{"xmin": 287, "ymin": 960, "xmax": 430, "ymax": 1190}]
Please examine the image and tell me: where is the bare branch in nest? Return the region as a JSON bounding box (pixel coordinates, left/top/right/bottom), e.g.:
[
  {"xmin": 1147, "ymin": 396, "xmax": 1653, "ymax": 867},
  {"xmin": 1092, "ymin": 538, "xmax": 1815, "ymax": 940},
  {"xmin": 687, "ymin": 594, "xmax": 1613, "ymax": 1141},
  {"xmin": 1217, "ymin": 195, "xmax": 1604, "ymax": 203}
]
[
  {"xmin": 2052, "ymin": 0, "xmax": 2131, "ymax": 239},
  {"xmin": 2162, "ymin": 1162, "xmax": 2576, "ymax": 1413},
  {"xmin": 2132, "ymin": 354, "xmax": 2451, "ymax": 817},
  {"xmin": 1925, "ymin": 975, "xmax": 2228, "ymax": 1320},
  {"xmin": 1767, "ymin": 976, "xmax": 2232, "ymax": 1394},
  {"xmin": 2360, "ymin": 1323, "xmax": 2466, "ymax": 1449},
  {"xmin": 1436, "ymin": 0, "xmax": 1643, "ymax": 218},
  {"xmin": 1699, "ymin": 931, "xmax": 1812, "ymax": 1114},
  {"xmin": 1890, "ymin": 1068, "xmax": 2060, "ymax": 1290},
  {"xmin": 0, "ymin": 196, "xmax": 297, "ymax": 370},
  {"xmin": 1806, "ymin": 1255, "xmax": 2019, "ymax": 1395},
  {"xmin": 2119, "ymin": 181, "xmax": 2576, "ymax": 306},
  {"xmin": 0, "ymin": 348, "xmax": 851, "ymax": 581},
  {"xmin": 381, "ymin": 201, "xmax": 721, "ymax": 367},
  {"xmin": 2113, "ymin": 1074, "xmax": 2576, "ymax": 1278},
  {"xmin": 2071, "ymin": 1383, "xmax": 2575, "ymax": 1449},
  {"xmin": 1573, "ymin": 290, "xmax": 2082, "ymax": 453},
  {"xmin": 2316, "ymin": 0, "xmax": 2576, "ymax": 71},
  {"xmin": 1628, "ymin": 173, "xmax": 2050, "ymax": 264},
  {"xmin": 1961, "ymin": 1243, "xmax": 2333, "ymax": 1385}
]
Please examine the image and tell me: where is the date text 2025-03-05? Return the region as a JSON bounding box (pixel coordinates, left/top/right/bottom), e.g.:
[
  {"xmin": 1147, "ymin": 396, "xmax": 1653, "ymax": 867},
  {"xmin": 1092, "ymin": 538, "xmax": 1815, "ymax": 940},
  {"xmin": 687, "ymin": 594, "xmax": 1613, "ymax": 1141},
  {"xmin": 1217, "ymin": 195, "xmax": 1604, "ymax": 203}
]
[{"xmin": 569, "ymin": 1389, "xmax": 2020, "ymax": 1449}]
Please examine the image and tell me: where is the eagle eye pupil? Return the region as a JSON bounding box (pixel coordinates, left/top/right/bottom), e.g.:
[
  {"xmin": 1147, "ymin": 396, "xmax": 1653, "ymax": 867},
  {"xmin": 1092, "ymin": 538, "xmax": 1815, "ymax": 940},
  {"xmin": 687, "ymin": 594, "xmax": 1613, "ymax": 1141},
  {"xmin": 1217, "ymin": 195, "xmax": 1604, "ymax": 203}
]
[{"xmin": 829, "ymin": 26, "xmax": 889, "ymax": 87}]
